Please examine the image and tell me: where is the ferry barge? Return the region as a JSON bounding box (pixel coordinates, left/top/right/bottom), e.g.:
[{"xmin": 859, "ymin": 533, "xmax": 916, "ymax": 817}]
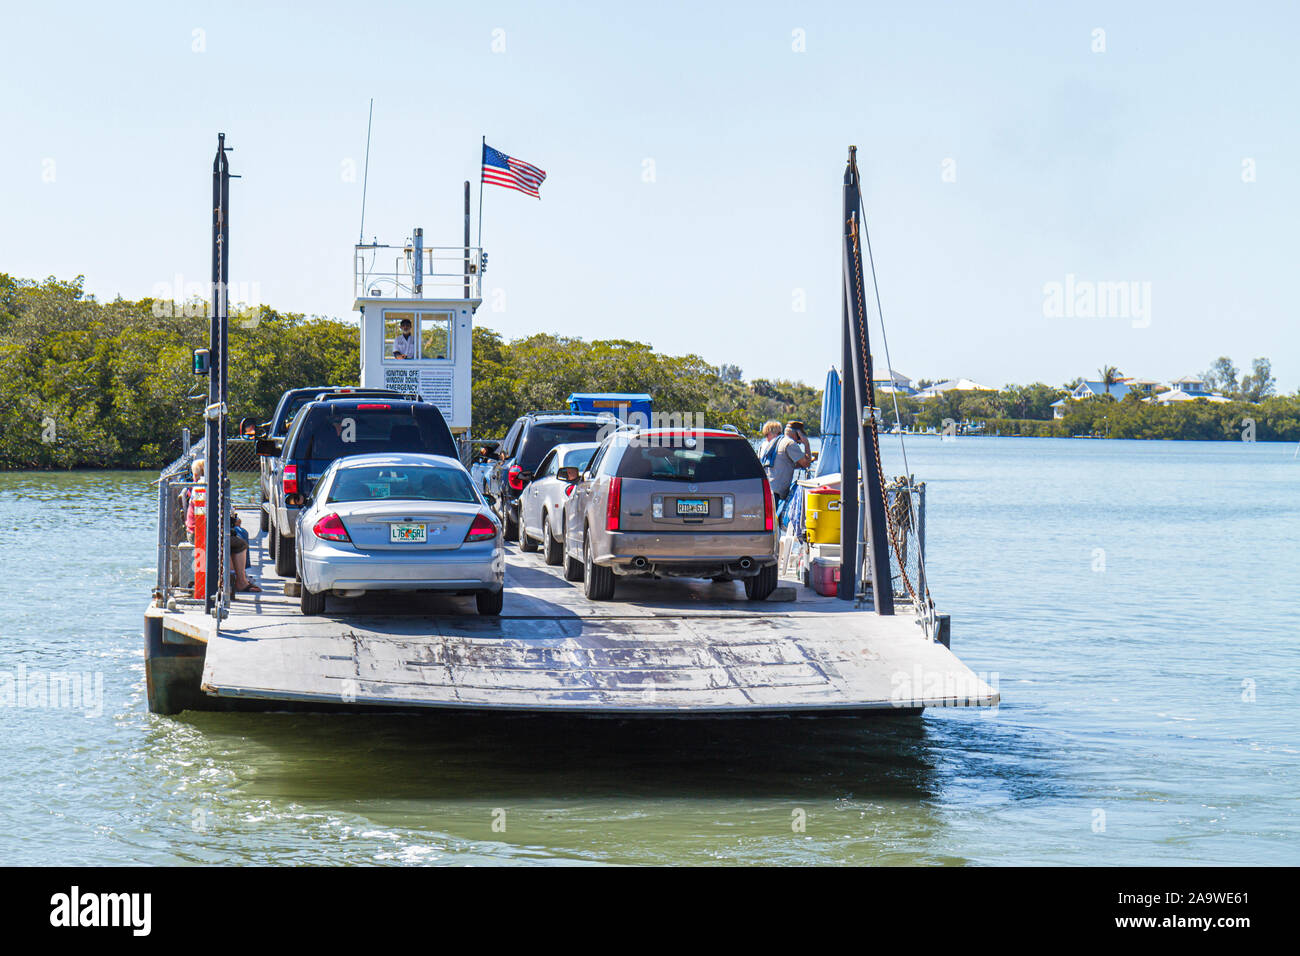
[{"xmin": 143, "ymin": 136, "xmax": 998, "ymax": 717}]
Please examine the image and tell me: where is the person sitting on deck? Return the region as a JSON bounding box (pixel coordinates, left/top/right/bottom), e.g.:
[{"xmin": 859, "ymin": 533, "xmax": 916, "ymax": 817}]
[{"xmin": 185, "ymin": 459, "xmax": 261, "ymax": 594}]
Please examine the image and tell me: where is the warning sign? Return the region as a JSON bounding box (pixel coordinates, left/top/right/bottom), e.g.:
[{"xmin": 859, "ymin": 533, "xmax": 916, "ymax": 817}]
[{"xmin": 384, "ymin": 366, "xmax": 454, "ymax": 421}]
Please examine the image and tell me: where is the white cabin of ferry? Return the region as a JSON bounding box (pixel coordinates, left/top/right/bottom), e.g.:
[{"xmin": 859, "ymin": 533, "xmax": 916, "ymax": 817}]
[{"xmin": 353, "ymin": 228, "xmax": 482, "ymax": 434}]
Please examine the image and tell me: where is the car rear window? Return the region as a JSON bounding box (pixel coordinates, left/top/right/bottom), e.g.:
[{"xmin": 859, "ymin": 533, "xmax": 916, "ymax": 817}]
[
  {"xmin": 518, "ymin": 422, "xmax": 607, "ymax": 469},
  {"xmin": 616, "ymin": 436, "xmax": 764, "ymax": 482},
  {"xmin": 328, "ymin": 465, "xmax": 477, "ymax": 503},
  {"xmin": 275, "ymin": 392, "xmax": 321, "ymax": 435},
  {"xmin": 561, "ymin": 446, "xmax": 597, "ymax": 469},
  {"xmin": 276, "ymin": 390, "xmax": 411, "ymax": 435},
  {"xmin": 298, "ymin": 407, "xmax": 455, "ymax": 460}
]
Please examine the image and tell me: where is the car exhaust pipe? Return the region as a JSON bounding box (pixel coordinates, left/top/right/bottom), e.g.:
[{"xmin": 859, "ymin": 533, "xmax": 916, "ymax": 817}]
[
  {"xmin": 738, "ymin": 557, "xmax": 753, "ymax": 570},
  {"xmin": 632, "ymin": 556, "xmax": 648, "ymax": 569}
]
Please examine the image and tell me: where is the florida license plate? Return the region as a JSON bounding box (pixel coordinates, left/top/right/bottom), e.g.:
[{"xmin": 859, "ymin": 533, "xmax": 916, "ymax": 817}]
[
  {"xmin": 676, "ymin": 498, "xmax": 708, "ymax": 516},
  {"xmin": 390, "ymin": 522, "xmax": 427, "ymax": 543}
]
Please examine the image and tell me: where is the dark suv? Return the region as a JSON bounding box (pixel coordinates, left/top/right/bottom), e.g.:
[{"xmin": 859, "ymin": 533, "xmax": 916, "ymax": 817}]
[
  {"xmin": 486, "ymin": 412, "xmax": 614, "ymax": 541},
  {"xmin": 264, "ymin": 398, "xmax": 456, "ymax": 576},
  {"xmin": 257, "ymin": 386, "xmax": 416, "ymax": 531}
]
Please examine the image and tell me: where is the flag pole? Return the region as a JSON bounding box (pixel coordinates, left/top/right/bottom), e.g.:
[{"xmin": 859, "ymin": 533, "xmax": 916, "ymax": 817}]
[{"xmin": 476, "ymin": 136, "xmax": 485, "ymax": 252}]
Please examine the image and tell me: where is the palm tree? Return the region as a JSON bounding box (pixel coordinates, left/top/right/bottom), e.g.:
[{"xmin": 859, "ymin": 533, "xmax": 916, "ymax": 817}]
[{"xmin": 1097, "ymin": 365, "xmax": 1123, "ymax": 396}]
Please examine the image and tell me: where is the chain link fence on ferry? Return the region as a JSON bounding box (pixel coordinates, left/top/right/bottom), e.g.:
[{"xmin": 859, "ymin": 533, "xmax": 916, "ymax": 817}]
[
  {"xmin": 154, "ymin": 437, "xmax": 262, "ymax": 608},
  {"xmin": 884, "ymin": 477, "xmax": 929, "ymax": 615}
]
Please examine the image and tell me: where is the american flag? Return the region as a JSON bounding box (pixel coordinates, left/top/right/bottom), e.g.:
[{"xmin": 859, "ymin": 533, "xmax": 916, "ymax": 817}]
[{"xmin": 481, "ymin": 143, "xmax": 546, "ymax": 199}]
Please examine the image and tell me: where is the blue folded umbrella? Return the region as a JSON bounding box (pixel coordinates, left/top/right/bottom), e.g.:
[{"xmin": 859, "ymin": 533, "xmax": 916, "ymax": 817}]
[{"xmin": 814, "ymin": 366, "xmax": 840, "ymax": 478}]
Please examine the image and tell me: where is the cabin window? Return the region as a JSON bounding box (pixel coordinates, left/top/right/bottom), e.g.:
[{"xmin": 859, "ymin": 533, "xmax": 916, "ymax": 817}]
[
  {"xmin": 383, "ymin": 310, "xmax": 451, "ymax": 363},
  {"xmin": 419, "ymin": 312, "xmax": 452, "ymax": 361},
  {"xmin": 384, "ymin": 311, "xmax": 417, "ymax": 361}
]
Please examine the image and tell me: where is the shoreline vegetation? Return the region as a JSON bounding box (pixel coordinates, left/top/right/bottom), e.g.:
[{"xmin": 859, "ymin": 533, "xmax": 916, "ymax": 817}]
[{"xmin": 2, "ymin": 274, "xmax": 1297, "ymax": 470}]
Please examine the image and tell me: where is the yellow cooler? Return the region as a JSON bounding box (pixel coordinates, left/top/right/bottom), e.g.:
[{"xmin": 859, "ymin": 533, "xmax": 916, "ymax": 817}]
[{"xmin": 804, "ymin": 485, "xmax": 841, "ymax": 544}]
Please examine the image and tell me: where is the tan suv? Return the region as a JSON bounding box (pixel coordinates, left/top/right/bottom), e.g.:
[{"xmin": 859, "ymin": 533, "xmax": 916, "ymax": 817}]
[{"xmin": 560, "ymin": 428, "xmax": 778, "ymax": 601}]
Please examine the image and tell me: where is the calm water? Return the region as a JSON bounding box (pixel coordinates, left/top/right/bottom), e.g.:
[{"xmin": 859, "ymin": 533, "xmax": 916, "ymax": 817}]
[{"xmin": 1, "ymin": 438, "xmax": 1297, "ymax": 866}]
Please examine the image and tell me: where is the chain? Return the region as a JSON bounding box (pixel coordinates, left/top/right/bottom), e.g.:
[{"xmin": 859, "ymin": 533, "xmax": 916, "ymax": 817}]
[{"xmin": 848, "ymin": 213, "xmax": 919, "ymax": 605}]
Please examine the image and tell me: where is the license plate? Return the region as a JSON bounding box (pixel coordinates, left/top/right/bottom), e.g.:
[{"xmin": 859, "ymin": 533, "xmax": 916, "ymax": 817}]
[
  {"xmin": 676, "ymin": 498, "xmax": 709, "ymax": 516},
  {"xmin": 390, "ymin": 522, "xmax": 427, "ymax": 543}
]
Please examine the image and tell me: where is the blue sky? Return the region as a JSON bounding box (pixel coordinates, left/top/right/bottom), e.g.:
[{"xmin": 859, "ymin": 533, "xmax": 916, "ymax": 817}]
[{"xmin": 1, "ymin": 1, "xmax": 1295, "ymax": 391}]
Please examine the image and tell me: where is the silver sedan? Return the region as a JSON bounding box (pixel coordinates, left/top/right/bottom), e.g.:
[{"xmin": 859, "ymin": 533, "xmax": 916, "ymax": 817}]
[
  {"xmin": 517, "ymin": 442, "xmax": 599, "ymax": 565},
  {"xmin": 295, "ymin": 453, "xmax": 504, "ymax": 616}
]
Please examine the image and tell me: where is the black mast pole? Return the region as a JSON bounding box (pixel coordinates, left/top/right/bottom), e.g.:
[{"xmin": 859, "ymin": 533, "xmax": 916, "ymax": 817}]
[
  {"xmin": 840, "ymin": 146, "xmax": 894, "ymax": 614},
  {"xmin": 838, "ymin": 223, "xmax": 858, "ymax": 601},
  {"xmin": 205, "ymin": 134, "xmax": 231, "ymax": 613},
  {"xmin": 464, "ymin": 180, "xmax": 471, "ymax": 299}
]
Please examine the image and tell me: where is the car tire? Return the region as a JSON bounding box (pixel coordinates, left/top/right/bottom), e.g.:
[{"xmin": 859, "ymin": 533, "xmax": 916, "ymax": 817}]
[
  {"xmin": 503, "ymin": 506, "xmax": 519, "ymax": 543},
  {"xmin": 519, "ymin": 518, "xmax": 538, "ymax": 553},
  {"xmin": 476, "ymin": 588, "xmax": 504, "ymax": 616},
  {"xmin": 562, "ymin": 537, "xmax": 584, "ymax": 582},
  {"xmin": 259, "ymin": 497, "xmax": 270, "ymax": 532},
  {"xmin": 744, "ymin": 563, "xmax": 779, "ymax": 601},
  {"xmin": 543, "ymin": 512, "xmax": 563, "ymax": 566},
  {"xmin": 275, "ymin": 528, "xmax": 296, "ymax": 577},
  {"xmin": 582, "ymin": 534, "xmax": 616, "ymax": 600},
  {"xmin": 300, "ymin": 583, "xmax": 326, "ymax": 616}
]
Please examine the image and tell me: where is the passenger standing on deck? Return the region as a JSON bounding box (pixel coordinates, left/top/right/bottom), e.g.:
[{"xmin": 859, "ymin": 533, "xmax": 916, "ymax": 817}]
[
  {"xmin": 392, "ymin": 318, "xmax": 416, "ymax": 359},
  {"xmin": 757, "ymin": 420, "xmax": 783, "ymax": 477},
  {"xmin": 768, "ymin": 421, "xmax": 813, "ymax": 509}
]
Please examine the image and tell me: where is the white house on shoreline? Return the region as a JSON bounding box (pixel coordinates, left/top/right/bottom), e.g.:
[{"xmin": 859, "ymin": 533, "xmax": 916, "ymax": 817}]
[
  {"xmin": 1153, "ymin": 375, "xmax": 1230, "ymax": 405},
  {"xmin": 913, "ymin": 378, "xmax": 993, "ymax": 400},
  {"xmin": 872, "ymin": 370, "xmax": 917, "ymax": 396},
  {"xmin": 1051, "ymin": 374, "xmax": 1230, "ymax": 418}
]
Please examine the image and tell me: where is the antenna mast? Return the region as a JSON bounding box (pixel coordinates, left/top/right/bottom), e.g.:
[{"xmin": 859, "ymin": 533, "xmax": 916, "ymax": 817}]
[{"xmin": 358, "ymin": 98, "xmax": 374, "ymax": 243}]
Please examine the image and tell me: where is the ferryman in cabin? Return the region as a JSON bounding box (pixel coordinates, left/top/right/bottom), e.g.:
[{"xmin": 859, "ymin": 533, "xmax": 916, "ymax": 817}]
[{"xmin": 392, "ymin": 317, "xmax": 416, "ymax": 360}]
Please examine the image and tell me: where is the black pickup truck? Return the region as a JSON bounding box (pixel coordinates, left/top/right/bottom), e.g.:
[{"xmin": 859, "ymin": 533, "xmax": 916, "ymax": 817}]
[
  {"xmin": 262, "ymin": 397, "xmax": 456, "ymax": 576},
  {"xmin": 257, "ymin": 386, "xmax": 416, "ymax": 531}
]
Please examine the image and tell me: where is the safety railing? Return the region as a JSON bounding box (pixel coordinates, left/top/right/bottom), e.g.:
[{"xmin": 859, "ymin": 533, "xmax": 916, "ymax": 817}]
[
  {"xmin": 153, "ymin": 436, "xmax": 261, "ymax": 609},
  {"xmin": 354, "ymin": 243, "xmax": 482, "ymax": 300},
  {"xmin": 777, "ymin": 472, "xmax": 938, "ymax": 638},
  {"xmin": 882, "ymin": 477, "xmax": 934, "ymax": 635}
]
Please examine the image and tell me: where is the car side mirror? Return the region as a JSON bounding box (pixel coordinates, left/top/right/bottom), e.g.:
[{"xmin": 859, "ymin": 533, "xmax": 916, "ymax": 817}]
[
  {"xmin": 557, "ymin": 466, "xmax": 580, "ymax": 482},
  {"xmin": 518, "ymin": 470, "xmax": 534, "ymax": 484},
  {"xmin": 256, "ymin": 438, "xmax": 279, "ymax": 457}
]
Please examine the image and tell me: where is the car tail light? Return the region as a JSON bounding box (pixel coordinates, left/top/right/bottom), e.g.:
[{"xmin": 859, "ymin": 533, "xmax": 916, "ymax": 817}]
[
  {"xmin": 312, "ymin": 513, "xmax": 350, "ymax": 542},
  {"xmin": 606, "ymin": 477, "xmax": 622, "ymax": 531},
  {"xmin": 565, "ymin": 483, "xmax": 575, "ymax": 498},
  {"xmin": 283, "ymin": 464, "xmax": 298, "ymax": 495},
  {"xmin": 507, "ymin": 464, "xmax": 525, "ymax": 491},
  {"xmin": 762, "ymin": 477, "xmax": 774, "ymax": 531},
  {"xmin": 465, "ymin": 513, "xmax": 497, "ymax": 542},
  {"xmin": 356, "ymin": 403, "xmax": 391, "ymax": 410}
]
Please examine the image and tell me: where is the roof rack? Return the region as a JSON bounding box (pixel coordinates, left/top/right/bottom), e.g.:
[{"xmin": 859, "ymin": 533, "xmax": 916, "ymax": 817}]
[{"xmin": 526, "ymin": 409, "xmax": 619, "ymax": 419}]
